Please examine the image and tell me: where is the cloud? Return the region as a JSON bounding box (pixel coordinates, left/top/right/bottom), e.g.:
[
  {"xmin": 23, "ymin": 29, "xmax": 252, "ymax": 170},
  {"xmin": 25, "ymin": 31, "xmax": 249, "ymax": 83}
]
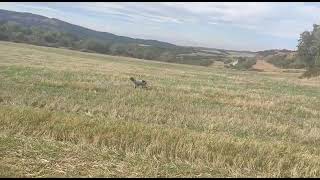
[
  {"xmin": 72, "ymin": 2, "xmax": 320, "ymax": 39},
  {"xmin": 0, "ymin": 2, "xmax": 62, "ymax": 15},
  {"xmin": 76, "ymin": 2, "xmax": 184, "ymax": 24},
  {"xmin": 1, "ymin": 2, "xmax": 320, "ymax": 50}
]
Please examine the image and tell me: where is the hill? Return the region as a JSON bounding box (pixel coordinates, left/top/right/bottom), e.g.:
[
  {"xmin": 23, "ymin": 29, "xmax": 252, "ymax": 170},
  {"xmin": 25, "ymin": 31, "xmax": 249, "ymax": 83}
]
[
  {"xmin": 1, "ymin": 41, "xmax": 320, "ymax": 177},
  {"xmin": 0, "ymin": 9, "xmax": 177, "ymax": 48},
  {"xmin": 195, "ymin": 47, "xmax": 257, "ymax": 57},
  {"xmin": 0, "ymin": 9, "xmax": 239, "ymax": 67},
  {"xmin": 256, "ymin": 49, "xmax": 294, "ymax": 57},
  {"xmin": 0, "ymin": 9, "xmax": 265, "ymax": 67},
  {"xmin": 255, "ymin": 49, "xmax": 305, "ymax": 69},
  {"xmin": 0, "ymin": 9, "xmax": 308, "ymax": 72}
]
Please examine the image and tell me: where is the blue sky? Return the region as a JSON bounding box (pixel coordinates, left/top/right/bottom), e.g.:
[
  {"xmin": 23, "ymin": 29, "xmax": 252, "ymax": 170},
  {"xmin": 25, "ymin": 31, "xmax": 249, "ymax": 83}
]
[{"xmin": 1, "ymin": 2, "xmax": 320, "ymax": 51}]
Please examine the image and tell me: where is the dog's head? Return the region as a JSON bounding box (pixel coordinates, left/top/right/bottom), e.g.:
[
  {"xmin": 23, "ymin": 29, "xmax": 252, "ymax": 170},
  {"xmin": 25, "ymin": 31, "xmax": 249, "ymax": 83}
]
[{"xmin": 129, "ymin": 77, "xmax": 135, "ymax": 81}]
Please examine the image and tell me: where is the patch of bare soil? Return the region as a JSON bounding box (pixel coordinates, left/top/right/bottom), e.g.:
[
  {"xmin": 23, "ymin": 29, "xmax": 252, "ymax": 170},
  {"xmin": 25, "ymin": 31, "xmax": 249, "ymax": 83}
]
[{"xmin": 252, "ymin": 59, "xmax": 281, "ymax": 72}]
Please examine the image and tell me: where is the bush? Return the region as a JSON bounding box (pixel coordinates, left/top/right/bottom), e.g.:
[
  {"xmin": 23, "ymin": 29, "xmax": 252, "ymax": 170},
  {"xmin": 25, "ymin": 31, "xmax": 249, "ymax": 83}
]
[
  {"xmin": 266, "ymin": 53, "xmax": 305, "ymax": 69},
  {"xmin": 300, "ymin": 67, "xmax": 320, "ymax": 78}
]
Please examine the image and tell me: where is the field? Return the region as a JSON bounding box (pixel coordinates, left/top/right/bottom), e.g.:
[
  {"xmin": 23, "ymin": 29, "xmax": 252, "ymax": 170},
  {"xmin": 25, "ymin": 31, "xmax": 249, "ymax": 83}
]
[{"xmin": 1, "ymin": 41, "xmax": 320, "ymax": 177}]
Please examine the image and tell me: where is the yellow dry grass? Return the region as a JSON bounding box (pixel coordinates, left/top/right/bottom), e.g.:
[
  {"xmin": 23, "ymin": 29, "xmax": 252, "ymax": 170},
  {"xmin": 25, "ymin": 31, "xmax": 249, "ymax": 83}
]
[{"xmin": 0, "ymin": 41, "xmax": 320, "ymax": 177}]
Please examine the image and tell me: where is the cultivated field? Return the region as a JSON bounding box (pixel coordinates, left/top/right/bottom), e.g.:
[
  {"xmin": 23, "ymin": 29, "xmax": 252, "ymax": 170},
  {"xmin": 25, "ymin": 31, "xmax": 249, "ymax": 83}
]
[{"xmin": 0, "ymin": 41, "xmax": 320, "ymax": 177}]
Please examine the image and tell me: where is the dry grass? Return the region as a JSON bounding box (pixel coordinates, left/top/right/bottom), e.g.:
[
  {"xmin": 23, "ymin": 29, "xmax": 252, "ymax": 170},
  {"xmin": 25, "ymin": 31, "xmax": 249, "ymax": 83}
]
[
  {"xmin": 0, "ymin": 41, "xmax": 320, "ymax": 177},
  {"xmin": 252, "ymin": 59, "xmax": 281, "ymax": 72}
]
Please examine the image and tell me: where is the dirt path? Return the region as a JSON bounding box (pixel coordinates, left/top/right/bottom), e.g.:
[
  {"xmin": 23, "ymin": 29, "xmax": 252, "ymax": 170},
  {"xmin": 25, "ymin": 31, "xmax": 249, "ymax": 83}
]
[{"xmin": 252, "ymin": 59, "xmax": 281, "ymax": 72}]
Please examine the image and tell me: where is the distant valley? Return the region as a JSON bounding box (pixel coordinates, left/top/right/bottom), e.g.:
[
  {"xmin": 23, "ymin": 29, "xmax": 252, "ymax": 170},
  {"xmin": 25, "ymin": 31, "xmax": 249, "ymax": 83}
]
[{"xmin": 0, "ymin": 9, "xmax": 298, "ymax": 69}]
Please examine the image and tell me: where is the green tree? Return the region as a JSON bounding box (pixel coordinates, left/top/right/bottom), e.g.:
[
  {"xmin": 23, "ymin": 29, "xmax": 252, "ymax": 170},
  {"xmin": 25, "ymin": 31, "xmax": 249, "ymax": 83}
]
[{"xmin": 297, "ymin": 24, "xmax": 320, "ymax": 68}]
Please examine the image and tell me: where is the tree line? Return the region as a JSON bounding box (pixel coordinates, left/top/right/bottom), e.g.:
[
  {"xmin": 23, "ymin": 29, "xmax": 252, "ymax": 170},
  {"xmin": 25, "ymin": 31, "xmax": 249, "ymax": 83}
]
[{"xmin": 0, "ymin": 21, "xmax": 216, "ymax": 66}]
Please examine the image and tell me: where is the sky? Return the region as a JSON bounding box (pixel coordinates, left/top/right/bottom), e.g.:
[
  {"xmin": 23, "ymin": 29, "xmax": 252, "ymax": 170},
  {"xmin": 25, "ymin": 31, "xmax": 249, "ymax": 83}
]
[{"xmin": 1, "ymin": 2, "xmax": 320, "ymax": 51}]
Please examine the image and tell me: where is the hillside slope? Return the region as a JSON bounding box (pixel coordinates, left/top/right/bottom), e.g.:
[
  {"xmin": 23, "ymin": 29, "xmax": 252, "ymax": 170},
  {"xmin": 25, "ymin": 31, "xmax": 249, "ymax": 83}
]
[
  {"xmin": 252, "ymin": 59, "xmax": 281, "ymax": 72},
  {"xmin": 0, "ymin": 9, "xmax": 177, "ymax": 48},
  {"xmin": 1, "ymin": 41, "xmax": 320, "ymax": 177},
  {"xmin": 0, "ymin": 9, "xmax": 207, "ymax": 65},
  {"xmin": 0, "ymin": 9, "xmax": 263, "ymax": 67}
]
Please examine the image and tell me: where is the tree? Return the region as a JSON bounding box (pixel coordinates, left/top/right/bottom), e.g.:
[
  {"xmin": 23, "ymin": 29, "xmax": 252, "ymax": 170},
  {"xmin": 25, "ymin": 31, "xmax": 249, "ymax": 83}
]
[
  {"xmin": 297, "ymin": 24, "xmax": 320, "ymax": 77},
  {"xmin": 298, "ymin": 32, "xmax": 310, "ymax": 58},
  {"xmin": 297, "ymin": 26, "xmax": 318, "ymax": 68}
]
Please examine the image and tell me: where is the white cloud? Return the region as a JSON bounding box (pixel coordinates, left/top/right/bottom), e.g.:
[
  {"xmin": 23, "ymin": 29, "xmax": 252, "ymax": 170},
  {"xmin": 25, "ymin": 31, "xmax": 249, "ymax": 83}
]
[
  {"xmin": 76, "ymin": 2, "xmax": 184, "ymax": 24},
  {"xmin": 2, "ymin": 2, "xmax": 320, "ymax": 50},
  {"xmin": 72, "ymin": 2, "xmax": 320, "ymax": 39}
]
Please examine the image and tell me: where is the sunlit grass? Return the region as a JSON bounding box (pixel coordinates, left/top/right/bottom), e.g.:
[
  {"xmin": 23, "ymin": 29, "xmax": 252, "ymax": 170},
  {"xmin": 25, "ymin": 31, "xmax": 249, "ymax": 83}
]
[{"xmin": 0, "ymin": 41, "xmax": 320, "ymax": 177}]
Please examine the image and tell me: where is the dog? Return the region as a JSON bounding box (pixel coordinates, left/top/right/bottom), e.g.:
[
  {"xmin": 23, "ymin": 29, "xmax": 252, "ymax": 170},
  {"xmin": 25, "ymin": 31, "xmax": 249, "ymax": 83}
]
[{"xmin": 129, "ymin": 77, "xmax": 147, "ymax": 89}]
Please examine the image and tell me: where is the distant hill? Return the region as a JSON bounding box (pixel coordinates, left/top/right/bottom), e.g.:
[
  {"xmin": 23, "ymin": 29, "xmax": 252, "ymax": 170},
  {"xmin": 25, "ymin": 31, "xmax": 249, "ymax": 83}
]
[
  {"xmin": 0, "ymin": 9, "xmax": 276, "ymax": 67},
  {"xmin": 256, "ymin": 49, "xmax": 294, "ymax": 57},
  {"xmin": 0, "ymin": 9, "xmax": 208, "ymax": 65},
  {"xmin": 255, "ymin": 49, "xmax": 305, "ymax": 69},
  {"xmin": 0, "ymin": 9, "xmax": 177, "ymax": 48},
  {"xmin": 194, "ymin": 47, "xmax": 257, "ymax": 57}
]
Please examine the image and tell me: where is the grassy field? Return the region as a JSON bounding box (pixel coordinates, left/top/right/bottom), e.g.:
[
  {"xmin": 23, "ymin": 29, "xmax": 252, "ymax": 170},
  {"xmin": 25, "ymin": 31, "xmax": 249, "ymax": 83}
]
[{"xmin": 1, "ymin": 41, "xmax": 320, "ymax": 177}]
